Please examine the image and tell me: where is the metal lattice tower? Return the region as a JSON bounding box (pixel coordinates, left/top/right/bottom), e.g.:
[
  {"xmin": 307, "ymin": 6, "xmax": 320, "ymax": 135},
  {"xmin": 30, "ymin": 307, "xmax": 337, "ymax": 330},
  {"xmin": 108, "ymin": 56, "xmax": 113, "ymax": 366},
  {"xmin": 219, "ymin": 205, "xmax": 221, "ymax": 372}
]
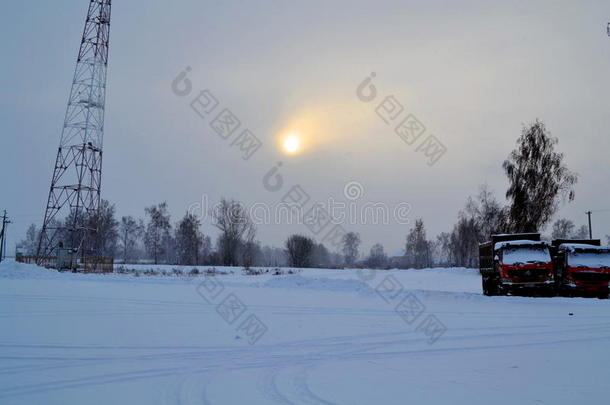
[{"xmin": 37, "ymin": 0, "xmax": 112, "ymax": 266}]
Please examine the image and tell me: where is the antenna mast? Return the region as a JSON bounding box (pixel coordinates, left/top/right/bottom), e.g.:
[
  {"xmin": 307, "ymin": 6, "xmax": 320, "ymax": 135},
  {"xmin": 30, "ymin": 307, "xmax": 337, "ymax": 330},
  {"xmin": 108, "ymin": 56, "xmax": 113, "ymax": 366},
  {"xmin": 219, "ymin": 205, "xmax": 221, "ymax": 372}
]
[{"xmin": 37, "ymin": 0, "xmax": 112, "ymax": 267}]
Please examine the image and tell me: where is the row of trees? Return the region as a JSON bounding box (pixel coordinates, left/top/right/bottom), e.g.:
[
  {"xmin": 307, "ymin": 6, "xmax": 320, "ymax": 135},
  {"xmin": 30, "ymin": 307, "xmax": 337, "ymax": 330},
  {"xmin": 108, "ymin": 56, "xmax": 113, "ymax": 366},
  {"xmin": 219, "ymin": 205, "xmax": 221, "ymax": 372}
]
[
  {"xmin": 374, "ymin": 119, "xmax": 593, "ymax": 269},
  {"xmin": 19, "ymin": 200, "xmax": 122, "ymax": 259},
  {"xmin": 20, "ymin": 200, "xmax": 258, "ymax": 267},
  {"xmin": 18, "ymin": 198, "xmax": 373, "ymax": 268},
  {"xmin": 282, "ymin": 231, "xmax": 385, "ymax": 269},
  {"xmin": 413, "ymin": 119, "xmax": 590, "ymax": 268},
  {"xmin": 18, "ymin": 201, "xmax": 606, "ymax": 270},
  {"xmin": 18, "ymin": 120, "xmax": 606, "ymax": 269},
  {"xmin": 398, "ymin": 199, "xmax": 594, "ymax": 270}
]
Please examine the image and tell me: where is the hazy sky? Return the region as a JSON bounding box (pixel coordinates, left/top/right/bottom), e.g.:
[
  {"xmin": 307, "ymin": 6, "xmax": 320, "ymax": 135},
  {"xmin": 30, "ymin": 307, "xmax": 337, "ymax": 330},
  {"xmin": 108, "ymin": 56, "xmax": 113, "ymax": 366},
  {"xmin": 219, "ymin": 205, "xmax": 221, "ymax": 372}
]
[{"xmin": 2, "ymin": 0, "xmax": 610, "ymax": 256}]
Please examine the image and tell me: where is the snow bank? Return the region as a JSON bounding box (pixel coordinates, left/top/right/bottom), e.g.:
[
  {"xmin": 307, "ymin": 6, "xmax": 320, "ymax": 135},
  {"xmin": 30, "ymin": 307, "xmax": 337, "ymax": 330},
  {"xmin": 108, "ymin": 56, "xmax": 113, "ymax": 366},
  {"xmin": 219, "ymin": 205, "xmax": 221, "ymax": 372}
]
[{"xmin": 0, "ymin": 260, "xmax": 65, "ymax": 280}]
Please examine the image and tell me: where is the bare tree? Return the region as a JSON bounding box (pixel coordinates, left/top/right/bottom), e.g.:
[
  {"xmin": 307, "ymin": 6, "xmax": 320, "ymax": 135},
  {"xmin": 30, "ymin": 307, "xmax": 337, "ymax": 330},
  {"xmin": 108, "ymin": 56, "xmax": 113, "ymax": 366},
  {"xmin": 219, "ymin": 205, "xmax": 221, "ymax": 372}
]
[
  {"xmin": 405, "ymin": 219, "xmax": 432, "ymax": 268},
  {"xmin": 448, "ymin": 216, "xmax": 480, "ymax": 268},
  {"xmin": 175, "ymin": 212, "xmax": 202, "ymax": 265},
  {"xmin": 162, "ymin": 232, "xmax": 176, "ymax": 264},
  {"xmin": 550, "ymin": 218, "xmax": 591, "ymax": 240},
  {"xmin": 311, "ymin": 243, "xmax": 331, "ymax": 268},
  {"xmin": 573, "ymin": 225, "xmax": 589, "ymax": 239},
  {"xmin": 261, "ymin": 246, "xmax": 287, "ymax": 267},
  {"xmin": 435, "ymin": 232, "xmax": 451, "ymax": 266},
  {"xmin": 86, "ymin": 199, "xmax": 119, "ymax": 257},
  {"xmin": 211, "ymin": 198, "xmax": 255, "ymax": 266},
  {"xmin": 19, "ymin": 224, "xmax": 39, "ymax": 255},
  {"xmin": 328, "ymin": 251, "xmax": 344, "ymax": 268},
  {"xmin": 441, "ymin": 186, "xmax": 508, "ymax": 268},
  {"xmin": 200, "ymin": 235, "xmax": 212, "ymax": 264},
  {"xmin": 119, "ymin": 216, "xmax": 144, "ymax": 263},
  {"xmin": 241, "ymin": 224, "xmax": 259, "ymax": 269},
  {"xmin": 365, "ymin": 243, "xmax": 388, "ymax": 269},
  {"xmin": 551, "ymin": 218, "xmax": 576, "ymax": 240},
  {"xmin": 467, "ymin": 184, "xmax": 509, "ymax": 239},
  {"xmin": 503, "ymin": 120, "xmax": 577, "ymax": 232},
  {"xmin": 342, "ymin": 232, "xmax": 361, "ymax": 267},
  {"xmin": 144, "ymin": 202, "xmax": 171, "ymax": 264},
  {"xmin": 285, "ymin": 234, "xmax": 314, "ymax": 268}
]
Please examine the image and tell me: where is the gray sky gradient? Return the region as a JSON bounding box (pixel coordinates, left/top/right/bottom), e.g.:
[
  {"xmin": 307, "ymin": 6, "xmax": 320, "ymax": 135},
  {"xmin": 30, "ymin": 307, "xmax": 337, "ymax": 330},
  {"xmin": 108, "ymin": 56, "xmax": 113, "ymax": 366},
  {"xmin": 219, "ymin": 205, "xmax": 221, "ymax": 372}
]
[{"xmin": 2, "ymin": 0, "xmax": 610, "ymax": 256}]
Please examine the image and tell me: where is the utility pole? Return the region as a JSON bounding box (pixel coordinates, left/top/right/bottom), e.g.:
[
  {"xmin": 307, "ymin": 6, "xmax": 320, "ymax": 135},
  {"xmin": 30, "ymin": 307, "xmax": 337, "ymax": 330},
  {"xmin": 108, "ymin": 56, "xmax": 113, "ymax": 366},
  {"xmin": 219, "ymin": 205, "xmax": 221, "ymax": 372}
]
[
  {"xmin": 0, "ymin": 211, "xmax": 4, "ymax": 262},
  {"xmin": 0, "ymin": 211, "xmax": 12, "ymax": 262},
  {"xmin": 586, "ymin": 211, "xmax": 593, "ymax": 239}
]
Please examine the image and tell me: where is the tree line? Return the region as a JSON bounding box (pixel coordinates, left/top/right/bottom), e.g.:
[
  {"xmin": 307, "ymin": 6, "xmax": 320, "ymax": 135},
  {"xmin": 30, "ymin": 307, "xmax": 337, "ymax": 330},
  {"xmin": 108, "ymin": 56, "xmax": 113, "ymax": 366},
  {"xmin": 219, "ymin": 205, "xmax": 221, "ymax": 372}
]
[
  {"xmin": 18, "ymin": 198, "xmax": 360, "ymax": 268},
  {"xmin": 401, "ymin": 119, "xmax": 596, "ymax": 268},
  {"xmin": 18, "ymin": 120, "xmax": 608, "ymax": 269}
]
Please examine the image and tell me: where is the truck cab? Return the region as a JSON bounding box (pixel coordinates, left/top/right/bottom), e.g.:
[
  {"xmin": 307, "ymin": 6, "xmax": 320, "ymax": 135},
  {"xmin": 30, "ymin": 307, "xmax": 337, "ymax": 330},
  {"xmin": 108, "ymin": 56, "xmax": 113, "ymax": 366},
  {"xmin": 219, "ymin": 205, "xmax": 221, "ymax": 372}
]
[
  {"xmin": 553, "ymin": 240, "xmax": 610, "ymax": 299},
  {"xmin": 480, "ymin": 233, "xmax": 554, "ymax": 296}
]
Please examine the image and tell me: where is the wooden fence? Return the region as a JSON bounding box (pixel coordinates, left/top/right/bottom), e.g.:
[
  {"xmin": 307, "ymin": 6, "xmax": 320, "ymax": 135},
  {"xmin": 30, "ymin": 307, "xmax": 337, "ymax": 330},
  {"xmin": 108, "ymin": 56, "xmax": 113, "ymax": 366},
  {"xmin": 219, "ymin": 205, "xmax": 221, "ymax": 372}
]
[
  {"xmin": 16, "ymin": 255, "xmax": 113, "ymax": 273},
  {"xmin": 80, "ymin": 257, "xmax": 114, "ymax": 273}
]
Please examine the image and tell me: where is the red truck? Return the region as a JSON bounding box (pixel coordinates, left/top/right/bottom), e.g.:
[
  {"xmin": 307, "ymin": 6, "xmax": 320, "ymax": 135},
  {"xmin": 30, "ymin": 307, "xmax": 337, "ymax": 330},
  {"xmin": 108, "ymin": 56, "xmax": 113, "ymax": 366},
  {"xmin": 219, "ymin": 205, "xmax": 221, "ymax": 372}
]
[
  {"xmin": 552, "ymin": 239, "xmax": 610, "ymax": 299},
  {"xmin": 480, "ymin": 233, "xmax": 555, "ymax": 296}
]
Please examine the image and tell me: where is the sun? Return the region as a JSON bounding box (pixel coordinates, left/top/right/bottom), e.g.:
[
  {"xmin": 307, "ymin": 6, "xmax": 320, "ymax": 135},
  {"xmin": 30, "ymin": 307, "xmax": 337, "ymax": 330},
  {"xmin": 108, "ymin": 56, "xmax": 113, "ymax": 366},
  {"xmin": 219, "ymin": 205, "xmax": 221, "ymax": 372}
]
[{"xmin": 283, "ymin": 134, "xmax": 301, "ymax": 154}]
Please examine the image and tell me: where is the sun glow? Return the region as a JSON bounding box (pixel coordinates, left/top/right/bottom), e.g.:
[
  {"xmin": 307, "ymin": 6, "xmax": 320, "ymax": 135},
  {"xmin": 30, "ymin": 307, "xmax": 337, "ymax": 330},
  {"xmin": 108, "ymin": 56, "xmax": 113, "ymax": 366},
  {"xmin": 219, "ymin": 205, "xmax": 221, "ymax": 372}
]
[
  {"xmin": 276, "ymin": 100, "xmax": 370, "ymax": 156},
  {"xmin": 282, "ymin": 134, "xmax": 301, "ymax": 154}
]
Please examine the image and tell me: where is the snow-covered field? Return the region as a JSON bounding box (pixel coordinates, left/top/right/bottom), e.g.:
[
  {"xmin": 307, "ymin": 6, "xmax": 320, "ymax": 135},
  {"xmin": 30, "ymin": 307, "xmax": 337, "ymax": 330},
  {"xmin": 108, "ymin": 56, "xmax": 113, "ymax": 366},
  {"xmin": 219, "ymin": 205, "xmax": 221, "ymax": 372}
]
[{"xmin": 1, "ymin": 260, "xmax": 608, "ymax": 405}]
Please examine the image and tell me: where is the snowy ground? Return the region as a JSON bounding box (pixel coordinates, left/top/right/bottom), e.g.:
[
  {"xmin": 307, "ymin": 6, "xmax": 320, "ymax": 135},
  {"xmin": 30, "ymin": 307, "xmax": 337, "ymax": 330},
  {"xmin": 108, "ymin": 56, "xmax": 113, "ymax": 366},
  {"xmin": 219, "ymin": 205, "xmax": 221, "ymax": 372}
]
[{"xmin": 0, "ymin": 260, "xmax": 608, "ymax": 404}]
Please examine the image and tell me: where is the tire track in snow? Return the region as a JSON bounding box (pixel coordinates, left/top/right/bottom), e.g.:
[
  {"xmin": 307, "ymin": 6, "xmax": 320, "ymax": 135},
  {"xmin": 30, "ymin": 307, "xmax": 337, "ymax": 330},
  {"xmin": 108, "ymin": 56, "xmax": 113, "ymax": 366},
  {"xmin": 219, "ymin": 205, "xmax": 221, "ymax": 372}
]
[{"xmin": 2, "ymin": 326, "xmax": 609, "ymax": 401}]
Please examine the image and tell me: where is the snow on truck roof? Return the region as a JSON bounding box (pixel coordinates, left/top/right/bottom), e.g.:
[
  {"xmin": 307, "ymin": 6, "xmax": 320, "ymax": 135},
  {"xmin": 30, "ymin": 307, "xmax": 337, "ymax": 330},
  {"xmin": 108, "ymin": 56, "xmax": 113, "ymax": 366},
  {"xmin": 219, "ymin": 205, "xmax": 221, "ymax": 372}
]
[
  {"xmin": 492, "ymin": 233, "xmax": 539, "ymax": 237},
  {"xmin": 494, "ymin": 240, "xmax": 548, "ymax": 250},
  {"xmin": 558, "ymin": 243, "xmax": 610, "ymax": 252}
]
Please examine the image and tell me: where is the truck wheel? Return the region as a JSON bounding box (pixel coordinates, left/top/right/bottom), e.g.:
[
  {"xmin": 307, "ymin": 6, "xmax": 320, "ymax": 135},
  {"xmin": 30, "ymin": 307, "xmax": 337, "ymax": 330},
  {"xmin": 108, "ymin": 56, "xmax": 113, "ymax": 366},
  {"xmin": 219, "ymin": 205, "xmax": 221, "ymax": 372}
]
[
  {"xmin": 482, "ymin": 277, "xmax": 491, "ymax": 296},
  {"xmin": 495, "ymin": 280, "xmax": 506, "ymax": 296},
  {"xmin": 482, "ymin": 276, "xmax": 498, "ymax": 296},
  {"xmin": 554, "ymin": 280, "xmax": 562, "ymax": 296}
]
